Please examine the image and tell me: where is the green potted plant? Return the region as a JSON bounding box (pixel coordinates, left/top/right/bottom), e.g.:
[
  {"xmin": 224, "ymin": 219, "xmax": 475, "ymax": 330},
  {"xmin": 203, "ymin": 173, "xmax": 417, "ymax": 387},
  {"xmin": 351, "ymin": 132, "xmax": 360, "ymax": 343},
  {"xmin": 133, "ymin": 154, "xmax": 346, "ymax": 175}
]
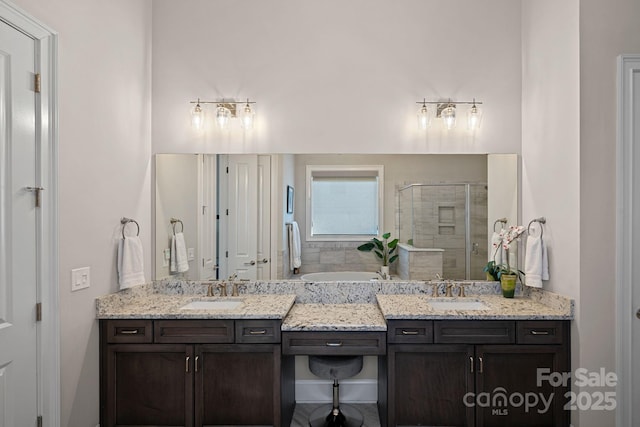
[
  {"xmin": 357, "ymin": 232, "xmax": 399, "ymax": 278},
  {"xmin": 492, "ymin": 225, "xmax": 526, "ymax": 298}
]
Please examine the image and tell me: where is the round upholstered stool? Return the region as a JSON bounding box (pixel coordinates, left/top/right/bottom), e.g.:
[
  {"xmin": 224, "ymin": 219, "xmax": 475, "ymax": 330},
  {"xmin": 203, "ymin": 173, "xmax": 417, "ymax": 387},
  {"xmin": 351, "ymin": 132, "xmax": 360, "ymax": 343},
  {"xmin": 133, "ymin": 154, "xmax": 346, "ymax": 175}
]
[{"xmin": 308, "ymin": 355, "xmax": 364, "ymax": 427}]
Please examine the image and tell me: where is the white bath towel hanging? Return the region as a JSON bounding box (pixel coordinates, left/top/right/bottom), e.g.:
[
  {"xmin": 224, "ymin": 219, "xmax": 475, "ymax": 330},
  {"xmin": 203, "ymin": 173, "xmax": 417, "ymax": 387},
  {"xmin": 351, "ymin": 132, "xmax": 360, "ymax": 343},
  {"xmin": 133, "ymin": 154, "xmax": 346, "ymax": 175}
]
[
  {"xmin": 170, "ymin": 232, "xmax": 189, "ymax": 273},
  {"xmin": 288, "ymin": 221, "xmax": 302, "ymax": 271},
  {"xmin": 490, "ymin": 230, "xmax": 506, "ymax": 265},
  {"xmin": 525, "ymin": 225, "xmax": 549, "ymax": 288},
  {"xmin": 117, "ymin": 236, "xmax": 146, "ymax": 289}
]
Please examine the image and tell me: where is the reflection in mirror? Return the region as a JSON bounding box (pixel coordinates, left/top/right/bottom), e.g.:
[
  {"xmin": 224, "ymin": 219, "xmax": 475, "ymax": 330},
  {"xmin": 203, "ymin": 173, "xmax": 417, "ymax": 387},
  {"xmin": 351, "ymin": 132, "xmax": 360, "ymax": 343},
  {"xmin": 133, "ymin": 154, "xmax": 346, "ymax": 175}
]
[{"xmin": 154, "ymin": 154, "xmax": 518, "ymax": 281}]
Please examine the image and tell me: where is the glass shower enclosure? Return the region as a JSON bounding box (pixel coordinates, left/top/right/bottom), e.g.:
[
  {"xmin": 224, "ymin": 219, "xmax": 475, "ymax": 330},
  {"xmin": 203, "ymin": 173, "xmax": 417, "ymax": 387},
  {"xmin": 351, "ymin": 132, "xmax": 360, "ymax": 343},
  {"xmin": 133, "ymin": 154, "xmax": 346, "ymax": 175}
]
[{"xmin": 398, "ymin": 183, "xmax": 488, "ymax": 280}]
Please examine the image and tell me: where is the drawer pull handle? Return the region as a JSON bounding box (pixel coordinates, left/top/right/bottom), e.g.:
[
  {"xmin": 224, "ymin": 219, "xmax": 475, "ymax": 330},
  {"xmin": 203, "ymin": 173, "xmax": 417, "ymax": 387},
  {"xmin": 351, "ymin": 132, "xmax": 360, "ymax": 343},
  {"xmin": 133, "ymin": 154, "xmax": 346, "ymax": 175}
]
[
  {"xmin": 195, "ymin": 356, "xmax": 199, "ymax": 373},
  {"xmin": 479, "ymin": 356, "xmax": 484, "ymax": 374},
  {"xmin": 119, "ymin": 329, "xmax": 139, "ymax": 335},
  {"xmin": 185, "ymin": 356, "xmax": 190, "ymax": 373},
  {"xmin": 531, "ymin": 330, "xmax": 550, "ymax": 335},
  {"xmin": 401, "ymin": 330, "xmax": 419, "ymax": 335},
  {"xmin": 249, "ymin": 329, "xmax": 267, "ymax": 335},
  {"xmin": 470, "ymin": 356, "xmax": 474, "ymax": 373},
  {"xmin": 326, "ymin": 342, "xmax": 343, "ymax": 347}
]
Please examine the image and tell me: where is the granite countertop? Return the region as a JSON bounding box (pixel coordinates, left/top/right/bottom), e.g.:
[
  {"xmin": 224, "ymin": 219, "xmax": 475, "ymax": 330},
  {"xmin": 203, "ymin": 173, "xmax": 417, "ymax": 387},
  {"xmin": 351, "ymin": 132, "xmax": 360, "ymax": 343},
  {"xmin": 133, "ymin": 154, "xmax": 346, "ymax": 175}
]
[
  {"xmin": 281, "ymin": 303, "xmax": 387, "ymax": 331},
  {"xmin": 375, "ymin": 293, "xmax": 574, "ymax": 320},
  {"xmin": 96, "ymin": 292, "xmax": 296, "ymax": 320}
]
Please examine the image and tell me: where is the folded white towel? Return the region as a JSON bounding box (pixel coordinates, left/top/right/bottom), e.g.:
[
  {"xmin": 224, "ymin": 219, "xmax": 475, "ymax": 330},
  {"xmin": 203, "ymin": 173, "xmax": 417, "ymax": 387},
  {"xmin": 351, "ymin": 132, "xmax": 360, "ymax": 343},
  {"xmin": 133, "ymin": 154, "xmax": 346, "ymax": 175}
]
[
  {"xmin": 288, "ymin": 221, "xmax": 302, "ymax": 270},
  {"xmin": 490, "ymin": 230, "xmax": 506, "ymax": 265},
  {"xmin": 525, "ymin": 227, "xmax": 549, "ymax": 288},
  {"xmin": 170, "ymin": 232, "xmax": 189, "ymax": 273},
  {"xmin": 117, "ymin": 236, "xmax": 145, "ymax": 290}
]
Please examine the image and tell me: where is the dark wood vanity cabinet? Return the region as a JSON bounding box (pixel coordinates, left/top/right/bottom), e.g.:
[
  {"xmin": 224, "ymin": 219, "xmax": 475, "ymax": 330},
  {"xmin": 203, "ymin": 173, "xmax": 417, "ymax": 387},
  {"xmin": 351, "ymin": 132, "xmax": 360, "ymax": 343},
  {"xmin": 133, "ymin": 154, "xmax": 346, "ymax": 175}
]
[
  {"xmin": 383, "ymin": 320, "xmax": 570, "ymax": 427},
  {"xmin": 100, "ymin": 319, "xmax": 294, "ymax": 427}
]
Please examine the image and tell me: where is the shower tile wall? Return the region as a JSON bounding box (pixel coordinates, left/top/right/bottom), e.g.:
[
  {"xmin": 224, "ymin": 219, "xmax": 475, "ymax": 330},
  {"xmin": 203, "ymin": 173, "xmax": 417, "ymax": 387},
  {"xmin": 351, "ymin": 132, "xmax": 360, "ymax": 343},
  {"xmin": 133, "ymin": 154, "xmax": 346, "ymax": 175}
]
[
  {"xmin": 398, "ymin": 184, "xmax": 488, "ymax": 279},
  {"xmin": 298, "ymin": 242, "xmax": 385, "ymax": 275}
]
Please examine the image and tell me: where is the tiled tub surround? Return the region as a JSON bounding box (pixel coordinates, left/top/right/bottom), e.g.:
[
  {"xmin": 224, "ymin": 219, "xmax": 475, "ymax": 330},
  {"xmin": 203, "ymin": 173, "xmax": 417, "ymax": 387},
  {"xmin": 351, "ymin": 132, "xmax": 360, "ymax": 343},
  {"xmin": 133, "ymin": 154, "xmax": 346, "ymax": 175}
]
[{"xmin": 396, "ymin": 243, "xmax": 444, "ymax": 280}]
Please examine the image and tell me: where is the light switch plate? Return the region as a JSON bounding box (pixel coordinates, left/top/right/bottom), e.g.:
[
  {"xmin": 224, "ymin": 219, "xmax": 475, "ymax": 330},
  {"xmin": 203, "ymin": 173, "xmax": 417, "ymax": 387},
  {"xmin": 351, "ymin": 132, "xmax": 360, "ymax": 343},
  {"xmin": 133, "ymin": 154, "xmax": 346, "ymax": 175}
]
[
  {"xmin": 187, "ymin": 248, "xmax": 195, "ymax": 260},
  {"xmin": 163, "ymin": 248, "xmax": 171, "ymax": 267},
  {"xmin": 71, "ymin": 267, "xmax": 90, "ymax": 291}
]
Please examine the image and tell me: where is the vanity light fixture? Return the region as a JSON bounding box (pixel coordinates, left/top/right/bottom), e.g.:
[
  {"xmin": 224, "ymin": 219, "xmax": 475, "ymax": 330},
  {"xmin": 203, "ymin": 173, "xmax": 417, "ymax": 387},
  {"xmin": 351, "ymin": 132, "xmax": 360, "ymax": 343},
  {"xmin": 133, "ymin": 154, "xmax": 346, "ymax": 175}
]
[
  {"xmin": 416, "ymin": 99, "xmax": 483, "ymax": 131},
  {"xmin": 189, "ymin": 98, "xmax": 257, "ymax": 131}
]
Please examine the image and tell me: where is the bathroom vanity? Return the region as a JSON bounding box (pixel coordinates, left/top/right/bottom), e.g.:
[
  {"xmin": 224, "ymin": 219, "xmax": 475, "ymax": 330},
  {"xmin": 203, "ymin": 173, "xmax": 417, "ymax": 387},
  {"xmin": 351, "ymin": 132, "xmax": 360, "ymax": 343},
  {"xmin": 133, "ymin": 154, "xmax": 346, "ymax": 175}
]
[{"xmin": 96, "ymin": 281, "xmax": 573, "ymax": 427}]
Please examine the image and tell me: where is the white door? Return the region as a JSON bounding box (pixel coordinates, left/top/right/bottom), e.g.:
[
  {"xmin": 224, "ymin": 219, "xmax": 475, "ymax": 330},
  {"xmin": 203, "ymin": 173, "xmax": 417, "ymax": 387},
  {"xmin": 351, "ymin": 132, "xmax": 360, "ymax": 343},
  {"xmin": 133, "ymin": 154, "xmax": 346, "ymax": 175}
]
[
  {"xmin": 0, "ymin": 19, "xmax": 39, "ymax": 427},
  {"xmin": 617, "ymin": 54, "xmax": 640, "ymax": 427},
  {"xmin": 256, "ymin": 155, "xmax": 271, "ymax": 280},
  {"xmin": 198, "ymin": 154, "xmax": 217, "ymax": 280},
  {"xmin": 228, "ymin": 155, "xmax": 259, "ymax": 279}
]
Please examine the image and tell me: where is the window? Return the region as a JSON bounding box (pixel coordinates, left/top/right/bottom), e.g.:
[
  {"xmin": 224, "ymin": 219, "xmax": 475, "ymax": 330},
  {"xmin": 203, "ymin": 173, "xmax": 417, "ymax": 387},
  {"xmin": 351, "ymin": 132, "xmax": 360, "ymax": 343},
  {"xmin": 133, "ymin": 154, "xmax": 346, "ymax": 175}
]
[{"xmin": 306, "ymin": 165, "xmax": 384, "ymax": 240}]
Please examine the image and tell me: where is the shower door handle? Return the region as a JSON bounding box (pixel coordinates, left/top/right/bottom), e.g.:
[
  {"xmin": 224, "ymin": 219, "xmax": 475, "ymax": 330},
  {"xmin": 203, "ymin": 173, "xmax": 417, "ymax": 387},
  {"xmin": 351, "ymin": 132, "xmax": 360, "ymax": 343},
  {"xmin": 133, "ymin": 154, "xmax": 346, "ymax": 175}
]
[{"xmin": 471, "ymin": 242, "xmax": 479, "ymax": 255}]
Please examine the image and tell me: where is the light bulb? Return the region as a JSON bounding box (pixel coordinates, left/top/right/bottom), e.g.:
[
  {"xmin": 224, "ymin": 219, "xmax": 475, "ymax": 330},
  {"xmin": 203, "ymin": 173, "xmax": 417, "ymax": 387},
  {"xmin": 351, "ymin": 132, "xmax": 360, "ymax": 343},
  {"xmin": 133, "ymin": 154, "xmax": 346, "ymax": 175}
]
[
  {"xmin": 216, "ymin": 105, "xmax": 230, "ymax": 130},
  {"xmin": 241, "ymin": 102, "xmax": 254, "ymax": 130},
  {"xmin": 441, "ymin": 103, "xmax": 456, "ymax": 130},
  {"xmin": 191, "ymin": 102, "xmax": 203, "ymax": 130},
  {"xmin": 467, "ymin": 103, "xmax": 482, "ymax": 131},
  {"xmin": 417, "ymin": 102, "xmax": 430, "ymax": 130}
]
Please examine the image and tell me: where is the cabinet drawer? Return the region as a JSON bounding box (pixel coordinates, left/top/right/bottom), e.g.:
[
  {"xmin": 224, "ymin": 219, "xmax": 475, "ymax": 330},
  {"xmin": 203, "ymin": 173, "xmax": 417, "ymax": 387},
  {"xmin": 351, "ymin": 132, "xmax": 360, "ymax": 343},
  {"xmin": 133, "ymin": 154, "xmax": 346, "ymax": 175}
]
[
  {"xmin": 387, "ymin": 320, "xmax": 433, "ymax": 344},
  {"xmin": 434, "ymin": 320, "xmax": 515, "ymax": 344},
  {"xmin": 154, "ymin": 320, "xmax": 234, "ymax": 343},
  {"xmin": 235, "ymin": 320, "xmax": 281, "ymax": 343},
  {"xmin": 517, "ymin": 320, "xmax": 567, "ymax": 344},
  {"xmin": 104, "ymin": 319, "xmax": 153, "ymax": 343},
  {"xmin": 282, "ymin": 331, "xmax": 386, "ymax": 355}
]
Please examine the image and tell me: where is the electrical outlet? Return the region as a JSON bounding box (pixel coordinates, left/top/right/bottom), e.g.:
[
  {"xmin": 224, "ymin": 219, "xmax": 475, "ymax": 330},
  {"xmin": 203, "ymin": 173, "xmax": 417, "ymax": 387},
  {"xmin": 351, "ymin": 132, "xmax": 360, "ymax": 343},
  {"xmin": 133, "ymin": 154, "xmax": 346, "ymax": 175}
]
[
  {"xmin": 187, "ymin": 248, "xmax": 195, "ymax": 260},
  {"xmin": 163, "ymin": 248, "xmax": 171, "ymax": 267},
  {"xmin": 71, "ymin": 267, "xmax": 90, "ymax": 291}
]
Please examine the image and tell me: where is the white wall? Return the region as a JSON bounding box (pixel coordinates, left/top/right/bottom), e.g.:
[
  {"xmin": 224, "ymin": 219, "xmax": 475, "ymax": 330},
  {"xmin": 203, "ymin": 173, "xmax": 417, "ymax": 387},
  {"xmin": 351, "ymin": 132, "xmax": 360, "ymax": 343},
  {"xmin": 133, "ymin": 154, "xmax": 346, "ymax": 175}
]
[
  {"xmin": 521, "ymin": 0, "xmax": 581, "ymax": 422},
  {"xmin": 9, "ymin": 1, "xmax": 152, "ymax": 426},
  {"xmin": 579, "ymin": 1, "xmax": 640, "ymax": 426},
  {"xmin": 152, "ymin": 0, "xmax": 522, "ymax": 155}
]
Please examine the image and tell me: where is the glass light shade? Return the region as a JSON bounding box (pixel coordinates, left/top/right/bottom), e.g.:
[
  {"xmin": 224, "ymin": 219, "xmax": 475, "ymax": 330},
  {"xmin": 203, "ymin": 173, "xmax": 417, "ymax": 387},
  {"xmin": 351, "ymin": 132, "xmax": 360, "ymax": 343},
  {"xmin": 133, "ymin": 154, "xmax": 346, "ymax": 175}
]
[
  {"xmin": 467, "ymin": 104, "xmax": 482, "ymax": 131},
  {"xmin": 241, "ymin": 103, "xmax": 254, "ymax": 130},
  {"xmin": 417, "ymin": 105, "xmax": 431, "ymax": 130},
  {"xmin": 191, "ymin": 104, "xmax": 203, "ymax": 129},
  {"xmin": 441, "ymin": 104, "xmax": 456, "ymax": 130},
  {"xmin": 216, "ymin": 105, "xmax": 231, "ymax": 130}
]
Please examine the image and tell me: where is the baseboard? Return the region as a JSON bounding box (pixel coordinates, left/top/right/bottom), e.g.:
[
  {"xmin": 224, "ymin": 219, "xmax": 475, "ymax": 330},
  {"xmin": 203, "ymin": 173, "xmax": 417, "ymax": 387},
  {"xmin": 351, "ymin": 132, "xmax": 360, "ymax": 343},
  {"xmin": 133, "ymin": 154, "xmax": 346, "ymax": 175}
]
[{"xmin": 295, "ymin": 379, "xmax": 378, "ymax": 403}]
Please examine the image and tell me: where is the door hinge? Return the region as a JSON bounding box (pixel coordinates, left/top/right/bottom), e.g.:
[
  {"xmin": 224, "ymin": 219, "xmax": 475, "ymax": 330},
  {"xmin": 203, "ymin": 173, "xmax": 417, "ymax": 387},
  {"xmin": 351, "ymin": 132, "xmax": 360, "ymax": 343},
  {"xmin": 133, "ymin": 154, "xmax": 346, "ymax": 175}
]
[
  {"xmin": 36, "ymin": 302, "xmax": 42, "ymax": 322},
  {"xmin": 225, "ymin": 251, "xmax": 228, "ymax": 258},
  {"xmin": 34, "ymin": 73, "xmax": 41, "ymax": 93},
  {"xmin": 226, "ymin": 166, "xmax": 229, "ymax": 174},
  {"xmin": 202, "ymin": 259, "xmax": 204, "ymax": 267},
  {"xmin": 37, "ymin": 415, "xmax": 42, "ymax": 427},
  {"xmin": 226, "ymin": 209, "xmax": 229, "ymax": 216}
]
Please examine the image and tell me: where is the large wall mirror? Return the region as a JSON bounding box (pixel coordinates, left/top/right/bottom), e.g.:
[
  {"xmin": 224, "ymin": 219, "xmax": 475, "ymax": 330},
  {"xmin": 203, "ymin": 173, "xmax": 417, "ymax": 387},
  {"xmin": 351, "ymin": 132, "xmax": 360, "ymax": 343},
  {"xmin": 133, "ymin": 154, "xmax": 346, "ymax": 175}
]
[{"xmin": 154, "ymin": 153, "xmax": 518, "ymax": 281}]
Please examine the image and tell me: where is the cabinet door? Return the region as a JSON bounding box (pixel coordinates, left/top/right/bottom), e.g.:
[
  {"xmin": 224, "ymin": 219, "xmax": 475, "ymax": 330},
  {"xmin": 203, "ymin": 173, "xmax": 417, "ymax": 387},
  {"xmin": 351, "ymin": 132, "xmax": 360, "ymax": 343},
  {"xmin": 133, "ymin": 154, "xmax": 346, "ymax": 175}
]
[
  {"xmin": 195, "ymin": 344, "xmax": 280, "ymax": 427},
  {"xmin": 103, "ymin": 343, "xmax": 194, "ymax": 427},
  {"xmin": 388, "ymin": 344, "xmax": 475, "ymax": 427},
  {"xmin": 475, "ymin": 345, "xmax": 569, "ymax": 427}
]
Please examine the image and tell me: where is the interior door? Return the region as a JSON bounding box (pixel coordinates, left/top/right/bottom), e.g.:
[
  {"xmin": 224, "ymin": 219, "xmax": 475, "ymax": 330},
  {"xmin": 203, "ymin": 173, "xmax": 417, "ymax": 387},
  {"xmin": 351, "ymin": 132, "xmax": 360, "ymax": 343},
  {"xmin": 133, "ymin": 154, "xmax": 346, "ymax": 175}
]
[
  {"xmin": 0, "ymin": 19, "xmax": 39, "ymax": 427},
  {"xmin": 198, "ymin": 154, "xmax": 217, "ymax": 280},
  {"xmin": 227, "ymin": 154, "xmax": 258, "ymax": 279}
]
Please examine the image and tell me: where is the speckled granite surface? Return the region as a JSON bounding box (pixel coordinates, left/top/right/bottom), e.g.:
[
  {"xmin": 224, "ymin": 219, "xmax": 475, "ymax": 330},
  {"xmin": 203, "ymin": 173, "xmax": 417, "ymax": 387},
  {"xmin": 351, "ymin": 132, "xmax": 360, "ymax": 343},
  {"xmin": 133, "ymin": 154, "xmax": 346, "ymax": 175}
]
[
  {"xmin": 375, "ymin": 293, "xmax": 574, "ymax": 320},
  {"xmin": 96, "ymin": 290, "xmax": 296, "ymax": 319},
  {"xmin": 281, "ymin": 304, "xmax": 387, "ymax": 331}
]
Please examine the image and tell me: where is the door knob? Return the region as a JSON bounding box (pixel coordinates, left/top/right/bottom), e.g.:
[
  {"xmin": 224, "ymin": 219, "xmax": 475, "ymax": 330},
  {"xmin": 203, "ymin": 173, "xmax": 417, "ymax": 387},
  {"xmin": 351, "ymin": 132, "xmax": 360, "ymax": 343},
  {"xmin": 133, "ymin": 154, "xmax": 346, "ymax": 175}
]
[
  {"xmin": 244, "ymin": 260, "xmax": 256, "ymax": 266},
  {"xmin": 258, "ymin": 258, "xmax": 269, "ymax": 264}
]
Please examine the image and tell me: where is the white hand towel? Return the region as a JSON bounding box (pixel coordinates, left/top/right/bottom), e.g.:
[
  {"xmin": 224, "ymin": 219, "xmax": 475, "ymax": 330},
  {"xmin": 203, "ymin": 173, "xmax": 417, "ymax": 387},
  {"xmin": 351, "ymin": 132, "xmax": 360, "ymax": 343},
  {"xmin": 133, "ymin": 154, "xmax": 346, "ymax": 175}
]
[
  {"xmin": 117, "ymin": 236, "xmax": 146, "ymax": 290},
  {"xmin": 288, "ymin": 221, "xmax": 302, "ymax": 270},
  {"xmin": 525, "ymin": 232, "xmax": 548, "ymax": 288},
  {"xmin": 170, "ymin": 232, "xmax": 189, "ymax": 273},
  {"xmin": 490, "ymin": 230, "xmax": 506, "ymax": 265}
]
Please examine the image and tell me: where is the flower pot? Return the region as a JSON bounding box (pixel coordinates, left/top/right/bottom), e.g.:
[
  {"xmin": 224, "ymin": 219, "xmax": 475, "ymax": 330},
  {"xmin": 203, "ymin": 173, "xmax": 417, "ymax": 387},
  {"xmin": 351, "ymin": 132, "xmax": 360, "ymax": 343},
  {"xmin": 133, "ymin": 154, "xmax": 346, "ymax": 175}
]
[
  {"xmin": 500, "ymin": 274, "xmax": 517, "ymax": 298},
  {"xmin": 380, "ymin": 265, "xmax": 390, "ymax": 279}
]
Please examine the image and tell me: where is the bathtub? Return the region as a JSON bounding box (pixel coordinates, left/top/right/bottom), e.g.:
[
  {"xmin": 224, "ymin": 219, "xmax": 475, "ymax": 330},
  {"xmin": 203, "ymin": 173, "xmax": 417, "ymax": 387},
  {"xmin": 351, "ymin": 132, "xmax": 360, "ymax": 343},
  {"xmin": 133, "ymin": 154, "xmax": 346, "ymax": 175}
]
[{"xmin": 300, "ymin": 271, "xmax": 382, "ymax": 281}]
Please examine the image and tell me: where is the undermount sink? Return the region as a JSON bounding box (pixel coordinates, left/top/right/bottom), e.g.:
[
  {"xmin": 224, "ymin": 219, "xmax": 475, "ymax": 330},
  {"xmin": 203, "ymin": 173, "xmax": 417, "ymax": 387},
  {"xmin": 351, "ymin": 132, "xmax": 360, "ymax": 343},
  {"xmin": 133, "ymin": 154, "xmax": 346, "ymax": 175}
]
[
  {"xmin": 180, "ymin": 299, "xmax": 244, "ymax": 310},
  {"xmin": 427, "ymin": 299, "xmax": 490, "ymax": 311}
]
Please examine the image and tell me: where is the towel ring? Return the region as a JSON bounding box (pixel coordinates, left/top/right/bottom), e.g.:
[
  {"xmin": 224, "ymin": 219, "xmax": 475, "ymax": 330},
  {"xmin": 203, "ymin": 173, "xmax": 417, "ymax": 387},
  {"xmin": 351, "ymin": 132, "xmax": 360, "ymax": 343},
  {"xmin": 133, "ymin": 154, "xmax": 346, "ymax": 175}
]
[
  {"xmin": 527, "ymin": 217, "xmax": 546, "ymax": 238},
  {"xmin": 171, "ymin": 218, "xmax": 184, "ymax": 235},
  {"xmin": 493, "ymin": 217, "xmax": 507, "ymax": 232},
  {"xmin": 121, "ymin": 217, "xmax": 140, "ymax": 239}
]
